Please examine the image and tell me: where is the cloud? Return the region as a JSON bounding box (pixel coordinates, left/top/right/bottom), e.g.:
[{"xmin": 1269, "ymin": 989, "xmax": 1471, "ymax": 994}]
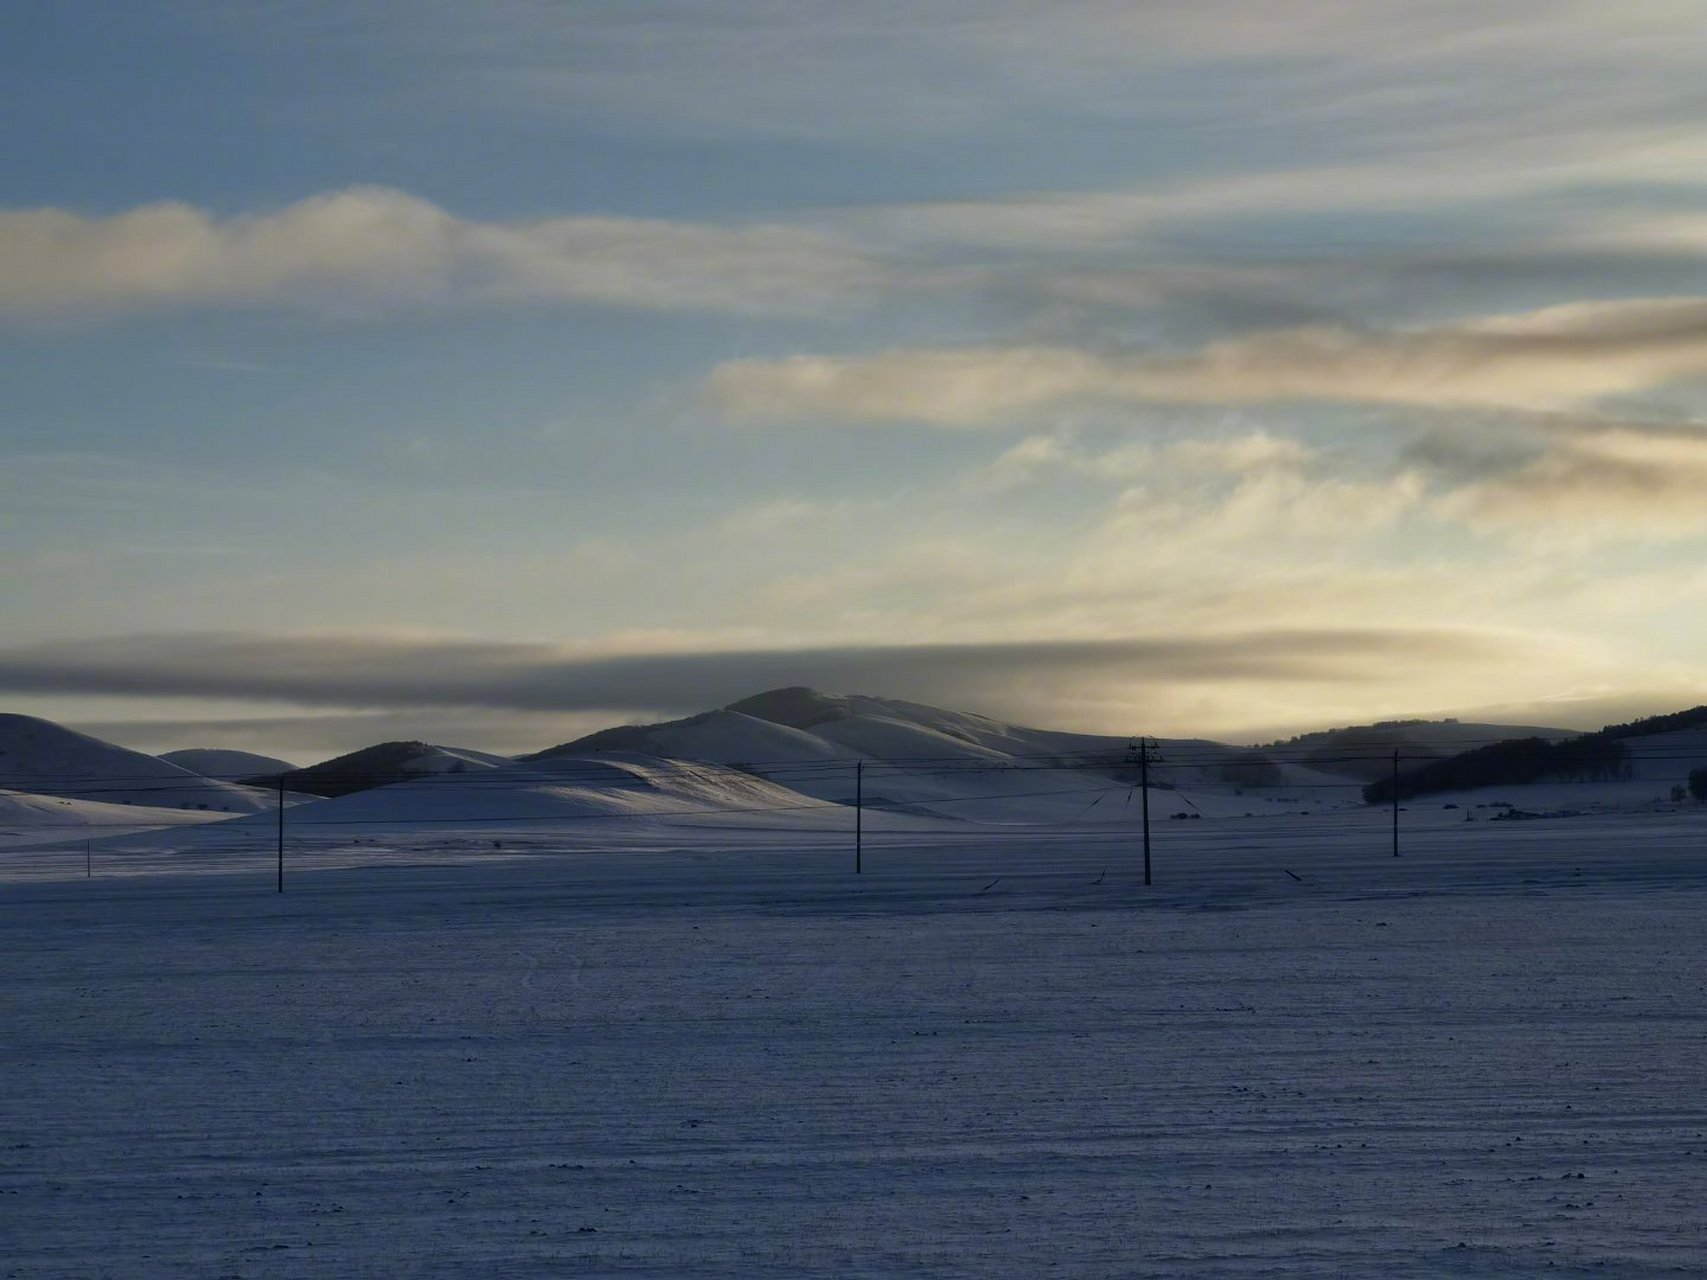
[
  {"xmin": 0, "ymin": 628, "xmax": 1526, "ymax": 720},
  {"xmin": 711, "ymin": 347, "xmax": 1123, "ymax": 426},
  {"xmin": 973, "ymin": 429, "xmax": 1316, "ymax": 492},
  {"xmin": 854, "ymin": 161, "xmax": 1562, "ymax": 252},
  {"xmin": 9, "ymin": 168, "xmax": 1707, "ymax": 337},
  {"xmin": 1437, "ymin": 423, "xmax": 1707, "ymax": 534},
  {"xmin": 1564, "ymin": 213, "xmax": 1707, "ymax": 261},
  {"xmin": 708, "ymin": 297, "xmax": 1707, "ymax": 423},
  {"xmin": 1074, "ymin": 0, "xmax": 1695, "ymax": 61},
  {"xmin": 0, "ymin": 186, "xmax": 887, "ymax": 318},
  {"xmin": 303, "ymin": 1, "xmax": 1707, "ymax": 157}
]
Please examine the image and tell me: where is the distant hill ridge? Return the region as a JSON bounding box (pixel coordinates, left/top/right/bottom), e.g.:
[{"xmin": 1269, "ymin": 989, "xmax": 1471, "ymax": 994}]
[
  {"xmin": 519, "ymin": 687, "xmax": 1356, "ymax": 819},
  {"xmin": 1256, "ymin": 718, "xmax": 1578, "ymax": 783},
  {"xmin": 1365, "ymin": 705, "xmax": 1707, "ymax": 803},
  {"xmin": 7, "ymin": 692, "xmax": 1704, "ymax": 816},
  {"xmin": 159, "ymin": 747, "xmax": 297, "ymax": 779},
  {"xmin": 252, "ymin": 740, "xmax": 509, "ymax": 798},
  {"xmin": 525, "ymin": 686, "xmax": 1132, "ymax": 767}
]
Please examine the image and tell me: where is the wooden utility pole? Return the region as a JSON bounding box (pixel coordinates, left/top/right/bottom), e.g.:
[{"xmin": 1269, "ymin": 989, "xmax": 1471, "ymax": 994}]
[
  {"xmin": 1391, "ymin": 750, "xmax": 1400, "ymax": 858},
  {"xmin": 854, "ymin": 759, "xmax": 863, "ymax": 875},
  {"xmin": 1132, "ymin": 738, "xmax": 1153, "ymax": 886},
  {"xmin": 276, "ymin": 776, "xmax": 286, "ymax": 893}
]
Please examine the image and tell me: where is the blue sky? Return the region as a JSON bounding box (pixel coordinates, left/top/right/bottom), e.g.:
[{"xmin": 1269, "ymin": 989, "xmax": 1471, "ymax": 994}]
[{"xmin": 6, "ymin": 1, "xmax": 1707, "ymax": 758}]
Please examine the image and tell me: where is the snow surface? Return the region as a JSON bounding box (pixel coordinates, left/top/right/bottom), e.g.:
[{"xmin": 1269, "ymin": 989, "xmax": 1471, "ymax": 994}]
[
  {"xmin": 6, "ymin": 696, "xmax": 1707, "ymax": 1274},
  {"xmin": 5, "ymin": 804, "xmax": 1707, "ymax": 1277},
  {"xmin": 0, "ymin": 788, "xmax": 237, "ymax": 847}
]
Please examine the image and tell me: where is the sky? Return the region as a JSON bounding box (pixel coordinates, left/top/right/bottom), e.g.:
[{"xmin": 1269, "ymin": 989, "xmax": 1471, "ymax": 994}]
[{"xmin": 6, "ymin": 1, "xmax": 1707, "ymax": 760}]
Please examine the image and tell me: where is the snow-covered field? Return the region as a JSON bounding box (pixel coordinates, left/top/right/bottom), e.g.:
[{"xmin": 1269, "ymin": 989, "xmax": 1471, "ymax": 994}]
[{"xmin": 7, "ymin": 808, "xmax": 1707, "ymax": 1277}]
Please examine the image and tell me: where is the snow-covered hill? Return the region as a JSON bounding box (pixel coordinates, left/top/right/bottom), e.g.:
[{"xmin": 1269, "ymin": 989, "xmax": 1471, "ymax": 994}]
[
  {"xmin": 274, "ymin": 740, "xmax": 514, "ymax": 797},
  {"xmin": 0, "ymin": 714, "xmax": 276, "ymax": 813},
  {"xmin": 530, "ymin": 687, "xmax": 1355, "ymax": 822},
  {"xmin": 162, "ymin": 750, "xmax": 873, "ymax": 843},
  {"xmin": 9, "ymin": 692, "xmax": 1695, "ymax": 853},
  {"xmin": 532, "ymin": 708, "xmax": 847, "ymax": 770},
  {"xmin": 158, "ymin": 748, "xmax": 298, "ymax": 779}
]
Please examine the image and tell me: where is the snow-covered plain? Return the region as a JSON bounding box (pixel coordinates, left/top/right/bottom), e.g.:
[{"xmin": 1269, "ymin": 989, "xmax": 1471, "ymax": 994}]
[{"xmin": 6, "ymin": 803, "xmax": 1707, "ymax": 1277}]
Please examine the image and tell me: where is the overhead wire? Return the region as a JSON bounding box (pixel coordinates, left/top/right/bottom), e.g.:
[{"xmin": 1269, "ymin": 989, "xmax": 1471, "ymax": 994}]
[{"xmin": 11, "ymin": 734, "xmax": 1707, "ymax": 789}]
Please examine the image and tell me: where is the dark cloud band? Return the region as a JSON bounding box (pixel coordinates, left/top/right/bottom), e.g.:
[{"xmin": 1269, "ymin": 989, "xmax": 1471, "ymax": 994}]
[{"xmin": 0, "ymin": 628, "xmax": 1519, "ymax": 717}]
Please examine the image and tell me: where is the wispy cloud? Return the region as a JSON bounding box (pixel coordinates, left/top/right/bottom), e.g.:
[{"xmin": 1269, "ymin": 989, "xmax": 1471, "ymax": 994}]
[
  {"xmin": 708, "ymin": 297, "xmax": 1707, "ymax": 423},
  {"xmin": 0, "ymin": 186, "xmax": 888, "ymax": 319},
  {"xmin": 1436, "ymin": 423, "xmax": 1707, "ymax": 535},
  {"xmin": 972, "ymin": 429, "xmax": 1318, "ymax": 492},
  {"xmin": 976, "ymin": 415, "xmax": 1707, "ymax": 544},
  {"xmin": 298, "ymin": 1, "xmax": 1707, "ymax": 154}
]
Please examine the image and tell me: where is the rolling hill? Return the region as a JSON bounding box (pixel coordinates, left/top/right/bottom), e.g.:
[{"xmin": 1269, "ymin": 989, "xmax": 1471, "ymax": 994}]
[
  {"xmin": 159, "ymin": 748, "xmax": 298, "ymax": 779},
  {"xmin": 254, "ymin": 741, "xmax": 513, "ymax": 797},
  {"xmin": 0, "ymin": 714, "xmax": 276, "ymax": 813}
]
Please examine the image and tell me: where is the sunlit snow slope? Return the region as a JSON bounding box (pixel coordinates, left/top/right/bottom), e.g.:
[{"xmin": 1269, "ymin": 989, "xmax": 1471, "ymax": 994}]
[
  {"xmin": 0, "ymin": 789, "xmax": 237, "ymax": 848},
  {"xmin": 531, "ymin": 687, "xmax": 1352, "ymax": 822}
]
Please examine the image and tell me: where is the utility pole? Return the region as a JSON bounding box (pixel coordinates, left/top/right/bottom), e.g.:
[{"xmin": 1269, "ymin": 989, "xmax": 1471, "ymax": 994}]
[
  {"xmin": 854, "ymin": 759, "xmax": 863, "ymax": 875},
  {"xmin": 1131, "ymin": 738, "xmax": 1153, "ymax": 886},
  {"xmin": 1391, "ymin": 749, "xmax": 1400, "ymax": 858},
  {"xmin": 276, "ymin": 776, "xmax": 286, "ymax": 893}
]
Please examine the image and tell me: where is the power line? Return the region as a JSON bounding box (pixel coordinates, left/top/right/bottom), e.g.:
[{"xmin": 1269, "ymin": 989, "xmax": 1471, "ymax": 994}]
[{"xmin": 13, "ymin": 737, "xmax": 1707, "ymax": 789}]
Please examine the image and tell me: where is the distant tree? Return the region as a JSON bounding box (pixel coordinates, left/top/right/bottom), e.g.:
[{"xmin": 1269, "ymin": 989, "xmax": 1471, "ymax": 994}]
[{"xmin": 1689, "ymin": 768, "xmax": 1707, "ymax": 803}]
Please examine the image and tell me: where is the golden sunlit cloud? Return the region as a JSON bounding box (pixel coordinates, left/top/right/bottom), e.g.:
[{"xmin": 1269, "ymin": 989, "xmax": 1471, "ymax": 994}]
[{"xmin": 709, "ymin": 298, "xmax": 1707, "ymax": 424}]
